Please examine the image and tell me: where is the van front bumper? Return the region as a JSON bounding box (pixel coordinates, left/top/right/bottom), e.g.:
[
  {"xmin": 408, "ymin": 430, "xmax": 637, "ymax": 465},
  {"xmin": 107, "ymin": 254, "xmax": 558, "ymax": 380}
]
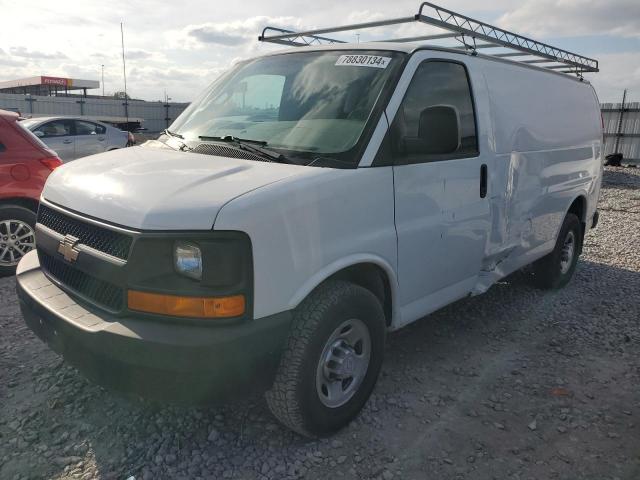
[{"xmin": 16, "ymin": 251, "xmax": 291, "ymax": 402}]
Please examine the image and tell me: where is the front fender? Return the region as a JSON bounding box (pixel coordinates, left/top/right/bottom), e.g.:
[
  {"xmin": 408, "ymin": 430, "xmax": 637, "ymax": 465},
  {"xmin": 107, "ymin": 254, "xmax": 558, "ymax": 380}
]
[{"xmin": 213, "ymin": 166, "xmax": 398, "ymax": 322}]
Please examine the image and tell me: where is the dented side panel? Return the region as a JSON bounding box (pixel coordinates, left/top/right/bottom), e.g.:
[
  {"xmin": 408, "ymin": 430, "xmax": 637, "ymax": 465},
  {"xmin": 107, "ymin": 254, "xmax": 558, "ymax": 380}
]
[{"xmin": 474, "ymin": 61, "xmax": 602, "ymax": 293}]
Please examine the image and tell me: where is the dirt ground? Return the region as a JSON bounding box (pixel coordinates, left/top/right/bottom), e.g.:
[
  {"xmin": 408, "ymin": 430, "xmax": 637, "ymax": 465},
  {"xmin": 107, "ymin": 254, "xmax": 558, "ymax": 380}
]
[{"xmin": 1, "ymin": 167, "xmax": 639, "ymax": 480}]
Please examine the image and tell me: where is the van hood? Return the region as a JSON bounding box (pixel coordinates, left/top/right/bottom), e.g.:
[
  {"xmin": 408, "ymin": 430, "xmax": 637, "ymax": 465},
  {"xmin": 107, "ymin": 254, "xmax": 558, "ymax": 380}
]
[{"xmin": 42, "ymin": 146, "xmax": 313, "ymax": 230}]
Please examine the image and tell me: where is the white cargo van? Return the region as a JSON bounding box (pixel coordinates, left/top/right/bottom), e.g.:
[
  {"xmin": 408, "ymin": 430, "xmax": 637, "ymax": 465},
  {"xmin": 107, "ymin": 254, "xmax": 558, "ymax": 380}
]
[{"xmin": 17, "ymin": 3, "xmax": 603, "ymax": 437}]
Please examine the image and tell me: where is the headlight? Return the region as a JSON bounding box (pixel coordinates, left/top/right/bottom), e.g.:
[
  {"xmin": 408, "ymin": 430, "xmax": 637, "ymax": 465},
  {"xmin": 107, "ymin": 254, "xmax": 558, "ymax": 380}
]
[{"xmin": 174, "ymin": 242, "xmax": 202, "ymax": 280}]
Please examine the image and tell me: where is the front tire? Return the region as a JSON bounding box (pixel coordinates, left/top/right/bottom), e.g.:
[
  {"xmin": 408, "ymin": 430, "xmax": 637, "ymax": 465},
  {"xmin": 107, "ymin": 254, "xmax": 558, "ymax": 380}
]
[
  {"xmin": 0, "ymin": 205, "xmax": 37, "ymax": 277},
  {"xmin": 265, "ymin": 280, "xmax": 386, "ymax": 437},
  {"xmin": 531, "ymin": 213, "xmax": 582, "ymax": 290}
]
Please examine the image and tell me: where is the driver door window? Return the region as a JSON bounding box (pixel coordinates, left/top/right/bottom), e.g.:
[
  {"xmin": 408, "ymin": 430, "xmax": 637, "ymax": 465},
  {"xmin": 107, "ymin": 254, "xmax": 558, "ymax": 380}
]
[{"xmin": 390, "ymin": 61, "xmax": 478, "ymax": 164}]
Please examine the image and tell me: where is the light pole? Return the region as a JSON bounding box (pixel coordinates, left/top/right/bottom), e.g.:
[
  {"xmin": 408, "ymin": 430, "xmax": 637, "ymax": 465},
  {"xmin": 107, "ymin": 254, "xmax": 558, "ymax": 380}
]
[
  {"xmin": 121, "ymin": 22, "xmax": 129, "ymax": 127},
  {"xmin": 101, "ymin": 64, "xmax": 105, "ymax": 97}
]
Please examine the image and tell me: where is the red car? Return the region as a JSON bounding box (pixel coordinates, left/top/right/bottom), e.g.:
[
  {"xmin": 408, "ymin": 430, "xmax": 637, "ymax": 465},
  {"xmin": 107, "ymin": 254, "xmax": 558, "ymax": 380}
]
[{"xmin": 0, "ymin": 109, "xmax": 61, "ymax": 276}]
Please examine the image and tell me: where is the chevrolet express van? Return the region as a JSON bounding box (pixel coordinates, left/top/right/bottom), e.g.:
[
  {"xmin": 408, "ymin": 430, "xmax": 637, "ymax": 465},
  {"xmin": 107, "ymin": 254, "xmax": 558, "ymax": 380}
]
[{"xmin": 16, "ymin": 13, "xmax": 603, "ymax": 437}]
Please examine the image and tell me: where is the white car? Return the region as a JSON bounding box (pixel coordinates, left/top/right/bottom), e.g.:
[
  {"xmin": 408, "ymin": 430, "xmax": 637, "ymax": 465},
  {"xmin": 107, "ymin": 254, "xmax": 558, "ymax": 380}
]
[
  {"xmin": 20, "ymin": 117, "xmax": 129, "ymax": 161},
  {"xmin": 16, "ymin": 5, "xmax": 603, "ymax": 437}
]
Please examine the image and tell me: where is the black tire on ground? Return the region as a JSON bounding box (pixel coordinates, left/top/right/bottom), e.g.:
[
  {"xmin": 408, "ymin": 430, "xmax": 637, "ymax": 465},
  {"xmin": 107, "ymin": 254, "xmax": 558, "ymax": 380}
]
[
  {"xmin": 531, "ymin": 213, "xmax": 582, "ymax": 290},
  {"xmin": 0, "ymin": 205, "xmax": 37, "ymax": 277},
  {"xmin": 604, "ymin": 153, "xmax": 622, "ymax": 167},
  {"xmin": 265, "ymin": 280, "xmax": 386, "ymax": 437}
]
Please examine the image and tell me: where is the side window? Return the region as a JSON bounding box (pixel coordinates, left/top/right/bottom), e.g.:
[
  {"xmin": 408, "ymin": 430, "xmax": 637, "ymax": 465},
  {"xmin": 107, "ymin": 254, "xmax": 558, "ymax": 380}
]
[
  {"xmin": 95, "ymin": 123, "xmax": 106, "ymax": 135},
  {"xmin": 75, "ymin": 120, "xmax": 99, "ymax": 136},
  {"xmin": 390, "ymin": 61, "xmax": 478, "ymax": 164},
  {"xmin": 36, "ymin": 120, "xmax": 73, "ymax": 138}
]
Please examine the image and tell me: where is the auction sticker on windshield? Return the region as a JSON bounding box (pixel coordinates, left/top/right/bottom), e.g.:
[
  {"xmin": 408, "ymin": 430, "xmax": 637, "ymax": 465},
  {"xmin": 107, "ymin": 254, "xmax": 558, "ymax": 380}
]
[{"xmin": 335, "ymin": 55, "xmax": 391, "ymax": 68}]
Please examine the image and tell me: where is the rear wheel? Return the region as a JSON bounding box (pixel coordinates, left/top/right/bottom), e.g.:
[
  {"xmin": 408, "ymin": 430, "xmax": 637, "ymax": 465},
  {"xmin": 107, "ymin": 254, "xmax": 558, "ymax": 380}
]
[
  {"xmin": 531, "ymin": 213, "xmax": 582, "ymax": 290},
  {"xmin": 265, "ymin": 280, "xmax": 386, "ymax": 437},
  {"xmin": 0, "ymin": 206, "xmax": 37, "ymax": 277}
]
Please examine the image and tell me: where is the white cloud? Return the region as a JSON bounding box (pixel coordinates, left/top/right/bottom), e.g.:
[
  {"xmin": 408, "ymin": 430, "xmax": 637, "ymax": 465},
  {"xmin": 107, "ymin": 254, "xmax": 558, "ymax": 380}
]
[
  {"xmin": 0, "ymin": 48, "xmax": 26, "ymax": 67},
  {"xmin": 588, "ymin": 52, "xmax": 640, "ymax": 103},
  {"xmin": 345, "ymin": 10, "xmax": 386, "ymax": 23},
  {"xmin": 9, "ymin": 46, "xmax": 68, "ymax": 60},
  {"xmin": 169, "ymin": 16, "xmax": 304, "ymax": 51},
  {"xmin": 124, "ymin": 49, "xmax": 167, "ymax": 64},
  {"xmin": 497, "ymin": 0, "xmax": 640, "ymax": 38}
]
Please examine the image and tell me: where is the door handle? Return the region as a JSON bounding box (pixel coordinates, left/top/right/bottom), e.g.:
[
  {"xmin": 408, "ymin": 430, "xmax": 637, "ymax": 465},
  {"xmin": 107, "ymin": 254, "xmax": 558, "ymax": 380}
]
[
  {"xmin": 63, "ymin": 139, "xmax": 73, "ymax": 144},
  {"xmin": 98, "ymin": 137, "xmax": 105, "ymax": 141},
  {"xmin": 480, "ymin": 164, "xmax": 488, "ymax": 198}
]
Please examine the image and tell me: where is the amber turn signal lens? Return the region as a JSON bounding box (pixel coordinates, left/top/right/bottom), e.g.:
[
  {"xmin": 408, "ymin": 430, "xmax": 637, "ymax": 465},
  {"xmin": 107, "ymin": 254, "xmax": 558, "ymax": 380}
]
[{"xmin": 127, "ymin": 290, "xmax": 245, "ymax": 318}]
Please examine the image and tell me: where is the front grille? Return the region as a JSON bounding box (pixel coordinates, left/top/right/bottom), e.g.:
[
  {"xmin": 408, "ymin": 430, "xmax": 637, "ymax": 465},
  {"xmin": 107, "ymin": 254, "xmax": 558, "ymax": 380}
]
[
  {"xmin": 191, "ymin": 143, "xmax": 272, "ymax": 162},
  {"xmin": 38, "ymin": 205, "xmax": 132, "ymax": 260},
  {"xmin": 39, "ymin": 251, "xmax": 124, "ymax": 311}
]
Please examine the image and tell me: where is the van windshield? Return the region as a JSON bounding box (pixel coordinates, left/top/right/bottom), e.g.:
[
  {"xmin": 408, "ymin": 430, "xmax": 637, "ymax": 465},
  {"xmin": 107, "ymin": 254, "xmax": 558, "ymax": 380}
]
[{"xmin": 170, "ymin": 50, "xmax": 404, "ymax": 165}]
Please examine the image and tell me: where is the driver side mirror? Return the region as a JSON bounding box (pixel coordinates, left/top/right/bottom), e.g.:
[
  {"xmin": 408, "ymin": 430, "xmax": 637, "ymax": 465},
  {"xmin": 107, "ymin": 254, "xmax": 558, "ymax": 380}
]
[
  {"xmin": 34, "ymin": 130, "xmax": 45, "ymax": 138},
  {"xmin": 404, "ymin": 105, "xmax": 460, "ymax": 156}
]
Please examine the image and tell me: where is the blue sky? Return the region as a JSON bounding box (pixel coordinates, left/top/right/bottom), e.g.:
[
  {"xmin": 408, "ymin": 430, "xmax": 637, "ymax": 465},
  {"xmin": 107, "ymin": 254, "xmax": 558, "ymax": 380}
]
[{"xmin": 0, "ymin": 0, "xmax": 638, "ymax": 103}]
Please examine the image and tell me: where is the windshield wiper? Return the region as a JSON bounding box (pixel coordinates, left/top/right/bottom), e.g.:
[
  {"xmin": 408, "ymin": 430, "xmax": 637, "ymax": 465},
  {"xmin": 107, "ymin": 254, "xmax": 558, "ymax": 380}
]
[
  {"xmin": 198, "ymin": 135, "xmax": 293, "ymax": 164},
  {"xmin": 164, "ymin": 129, "xmax": 184, "ymax": 139},
  {"xmin": 199, "ymin": 135, "xmax": 267, "ymax": 146}
]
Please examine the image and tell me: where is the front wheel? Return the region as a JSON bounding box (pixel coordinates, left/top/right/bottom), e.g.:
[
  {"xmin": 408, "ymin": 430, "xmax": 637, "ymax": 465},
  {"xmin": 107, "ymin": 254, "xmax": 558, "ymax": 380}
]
[
  {"xmin": 0, "ymin": 206, "xmax": 37, "ymax": 277},
  {"xmin": 531, "ymin": 213, "xmax": 582, "ymax": 290},
  {"xmin": 265, "ymin": 280, "xmax": 386, "ymax": 437}
]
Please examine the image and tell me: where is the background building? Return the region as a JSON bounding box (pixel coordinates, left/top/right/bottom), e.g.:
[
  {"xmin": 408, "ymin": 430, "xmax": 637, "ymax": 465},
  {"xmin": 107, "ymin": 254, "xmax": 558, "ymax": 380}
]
[
  {"xmin": 0, "ymin": 76, "xmax": 99, "ymax": 97},
  {"xmin": 0, "ymin": 75, "xmax": 188, "ymax": 133}
]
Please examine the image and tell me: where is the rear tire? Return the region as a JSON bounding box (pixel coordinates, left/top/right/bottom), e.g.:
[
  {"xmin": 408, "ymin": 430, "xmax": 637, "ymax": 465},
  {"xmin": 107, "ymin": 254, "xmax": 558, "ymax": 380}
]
[
  {"xmin": 0, "ymin": 205, "xmax": 37, "ymax": 277},
  {"xmin": 531, "ymin": 213, "xmax": 582, "ymax": 290},
  {"xmin": 265, "ymin": 280, "xmax": 386, "ymax": 437}
]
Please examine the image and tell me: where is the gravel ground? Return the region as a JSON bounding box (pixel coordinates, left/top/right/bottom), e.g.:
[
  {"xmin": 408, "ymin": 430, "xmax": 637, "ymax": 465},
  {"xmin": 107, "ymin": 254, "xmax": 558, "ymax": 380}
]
[{"xmin": 1, "ymin": 167, "xmax": 639, "ymax": 480}]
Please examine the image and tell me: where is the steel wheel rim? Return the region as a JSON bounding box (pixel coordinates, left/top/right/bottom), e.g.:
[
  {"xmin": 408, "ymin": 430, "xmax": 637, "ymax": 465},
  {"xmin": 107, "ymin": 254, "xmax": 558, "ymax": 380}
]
[
  {"xmin": 315, "ymin": 318, "xmax": 371, "ymax": 408},
  {"xmin": 0, "ymin": 220, "xmax": 36, "ymax": 267},
  {"xmin": 559, "ymin": 230, "xmax": 575, "ymax": 274}
]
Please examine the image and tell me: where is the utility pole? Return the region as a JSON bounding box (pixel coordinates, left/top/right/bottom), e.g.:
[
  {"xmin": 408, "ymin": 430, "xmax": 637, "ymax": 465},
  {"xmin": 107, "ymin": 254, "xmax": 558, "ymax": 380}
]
[
  {"xmin": 120, "ymin": 22, "xmax": 129, "ymax": 128},
  {"xmin": 101, "ymin": 64, "xmax": 105, "ymax": 97},
  {"xmin": 25, "ymin": 94, "xmax": 37, "ymax": 115},
  {"xmin": 164, "ymin": 90, "xmax": 171, "ymax": 129}
]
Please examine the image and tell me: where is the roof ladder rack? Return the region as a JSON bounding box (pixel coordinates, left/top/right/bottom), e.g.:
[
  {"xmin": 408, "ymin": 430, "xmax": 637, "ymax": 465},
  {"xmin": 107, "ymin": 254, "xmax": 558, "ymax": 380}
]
[{"xmin": 258, "ymin": 2, "xmax": 598, "ymax": 77}]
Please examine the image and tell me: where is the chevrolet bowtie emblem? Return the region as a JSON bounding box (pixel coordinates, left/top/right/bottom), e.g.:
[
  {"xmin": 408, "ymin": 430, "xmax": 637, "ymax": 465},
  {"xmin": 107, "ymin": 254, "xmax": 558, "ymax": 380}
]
[{"xmin": 58, "ymin": 235, "xmax": 81, "ymax": 262}]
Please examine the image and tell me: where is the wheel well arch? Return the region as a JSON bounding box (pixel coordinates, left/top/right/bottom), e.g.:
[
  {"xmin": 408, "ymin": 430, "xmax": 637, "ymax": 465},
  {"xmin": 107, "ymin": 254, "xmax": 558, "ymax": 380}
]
[
  {"xmin": 0, "ymin": 197, "xmax": 38, "ymax": 213},
  {"xmin": 567, "ymin": 195, "xmax": 587, "ymax": 252},
  {"xmin": 568, "ymin": 195, "xmax": 587, "ymax": 223},
  {"xmin": 325, "ymin": 263, "xmax": 394, "ymax": 327},
  {"xmin": 289, "ymin": 258, "xmax": 397, "ymax": 327}
]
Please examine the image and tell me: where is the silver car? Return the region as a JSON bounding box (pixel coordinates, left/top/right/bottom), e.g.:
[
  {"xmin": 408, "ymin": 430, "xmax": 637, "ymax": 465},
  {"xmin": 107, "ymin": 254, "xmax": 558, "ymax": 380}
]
[{"xmin": 20, "ymin": 117, "xmax": 129, "ymax": 162}]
